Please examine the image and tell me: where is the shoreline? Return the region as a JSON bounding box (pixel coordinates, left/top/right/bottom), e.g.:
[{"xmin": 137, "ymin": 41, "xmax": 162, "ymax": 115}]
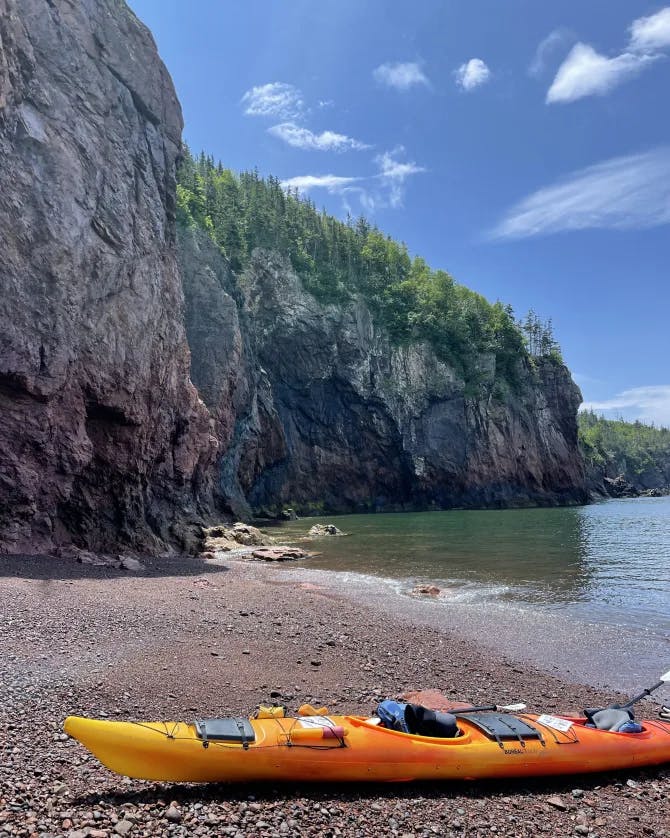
[
  {"xmin": 261, "ymin": 559, "xmax": 670, "ymax": 704},
  {"xmin": 1, "ymin": 552, "xmax": 668, "ymax": 837}
]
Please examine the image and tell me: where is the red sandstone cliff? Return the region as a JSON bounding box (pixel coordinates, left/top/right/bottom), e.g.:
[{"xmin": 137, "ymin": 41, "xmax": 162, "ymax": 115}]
[{"xmin": 0, "ymin": 0, "xmax": 216, "ymax": 553}]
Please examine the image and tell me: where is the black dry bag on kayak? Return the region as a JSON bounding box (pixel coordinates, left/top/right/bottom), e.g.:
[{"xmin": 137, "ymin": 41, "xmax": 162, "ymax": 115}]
[{"xmin": 377, "ymin": 700, "xmax": 459, "ymax": 738}]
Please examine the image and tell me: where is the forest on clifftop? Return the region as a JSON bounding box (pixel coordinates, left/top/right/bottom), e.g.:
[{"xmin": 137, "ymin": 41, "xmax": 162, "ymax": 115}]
[{"xmin": 176, "ymin": 148, "xmax": 562, "ymax": 391}]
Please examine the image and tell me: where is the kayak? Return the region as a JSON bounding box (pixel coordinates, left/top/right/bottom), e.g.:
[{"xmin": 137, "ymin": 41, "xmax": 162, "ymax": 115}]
[{"xmin": 63, "ymin": 708, "xmax": 670, "ymax": 783}]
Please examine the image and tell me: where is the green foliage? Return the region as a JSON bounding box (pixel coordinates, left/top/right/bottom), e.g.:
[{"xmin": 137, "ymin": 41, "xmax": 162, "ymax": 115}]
[
  {"xmin": 521, "ymin": 310, "xmax": 562, "ymax": 362},
  {"xmin": 578, "ymin": 411, "xmax": 670, "ymax": 477},
  {"xmin": 177, "ymin": 146, "xmax": 563, "ymax": 387}
]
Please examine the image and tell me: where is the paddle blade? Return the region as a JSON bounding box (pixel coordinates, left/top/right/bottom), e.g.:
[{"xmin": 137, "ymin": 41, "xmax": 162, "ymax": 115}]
[
  {"xmin": 660, "ymin": 670, "xmax": 670, "ymax": 683},
  {"xmin": 500, "ymin": 703, "xmax": 527, "ymax": 712}
]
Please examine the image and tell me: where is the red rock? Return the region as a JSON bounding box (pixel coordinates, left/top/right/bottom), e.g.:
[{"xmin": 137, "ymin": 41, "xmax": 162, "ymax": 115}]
[
  {"xmin": 251, "ymin": 546, "xmax": 308, "ymax": 562},
  {"xmin": 411, "ymin": 585, "xmax": 441, "ymax": 597},
  {"xmin": 401, "ymin": 690, "xmax": 475, "ymax": 712},
  {"xmin": 0, "ymin": 0, "xmax": 216, "ymax": 555}
]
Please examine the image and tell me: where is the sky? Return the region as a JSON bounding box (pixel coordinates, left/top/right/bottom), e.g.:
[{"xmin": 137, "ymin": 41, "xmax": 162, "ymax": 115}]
[{"xmin": 130, "ymin": 0, "xmax": 670, "ymax": 426}]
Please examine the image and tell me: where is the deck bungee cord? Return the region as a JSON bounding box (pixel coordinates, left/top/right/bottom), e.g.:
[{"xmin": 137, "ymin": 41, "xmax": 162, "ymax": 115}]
[{"xmin": 125, "ymin": 713, "xmax": 348, "ymax": 750}]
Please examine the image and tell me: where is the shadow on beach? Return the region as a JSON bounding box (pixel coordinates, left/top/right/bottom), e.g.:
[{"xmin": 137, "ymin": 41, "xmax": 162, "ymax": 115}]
[
  {"xmin": 71, "ymin": 766, "xmax": 666, "ymax": 806},
  {"xmin": 0, "ymin": 552, "xmax": 229, "ymax": 581}
]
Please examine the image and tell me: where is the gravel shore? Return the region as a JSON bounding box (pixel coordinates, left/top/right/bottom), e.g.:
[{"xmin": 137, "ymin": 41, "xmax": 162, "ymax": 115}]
[{"xmin": 1, "ymin": 553, "xmax": 668, "ymax": 838}]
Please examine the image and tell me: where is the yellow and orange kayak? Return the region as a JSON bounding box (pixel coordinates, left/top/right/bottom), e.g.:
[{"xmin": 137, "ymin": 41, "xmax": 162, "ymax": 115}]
[{"xmin": 64, "ymin": 709, "xmax": 670, "ymax": 783}]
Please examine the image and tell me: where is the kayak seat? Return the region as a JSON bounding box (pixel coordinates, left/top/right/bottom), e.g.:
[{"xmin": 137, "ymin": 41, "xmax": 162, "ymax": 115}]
[{"xmin": 194, "ymin": 718, "xmax": 256, "ymax": 743}]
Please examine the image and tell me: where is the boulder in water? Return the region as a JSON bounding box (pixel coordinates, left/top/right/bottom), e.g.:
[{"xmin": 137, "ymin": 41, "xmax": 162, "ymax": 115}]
[
  {"xmin": 308, "ymin": 523, "xmax": 344, "ymax": 537},
  {"xmin": 411, "ymin": 584, "xmax": 441, "ymax": 597},
  {"xmin": 251, "ymin": 546, "xmax": 308, "ymax": 562}
]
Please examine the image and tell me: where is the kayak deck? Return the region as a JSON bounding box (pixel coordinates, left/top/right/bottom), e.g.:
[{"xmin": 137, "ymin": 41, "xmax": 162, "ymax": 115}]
[{"xmin": 63, "ymin": 712, "xmax": 670, "ymax": 784}]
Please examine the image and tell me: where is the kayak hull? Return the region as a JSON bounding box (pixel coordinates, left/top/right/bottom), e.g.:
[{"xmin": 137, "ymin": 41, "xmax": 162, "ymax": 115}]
[{"xmin": 63, "ymin": 713, "xmax": 670, "ymax": 784}]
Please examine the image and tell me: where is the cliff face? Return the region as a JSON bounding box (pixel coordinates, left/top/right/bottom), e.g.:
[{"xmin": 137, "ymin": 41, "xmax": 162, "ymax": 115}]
[
  {"xmin": 0, "ymin": 0, "xmax": 587, "ymax": 555},
  {"xmin": 181, "ymin": 238, "xmax": 587, "ymax": 515},
  {"xmin": 584, "ymin": 446, "xmax": 670, "ymax": 499},
  {"xmin": 0, "ymin": 0, "xmax": 216, "ymax": 553}
]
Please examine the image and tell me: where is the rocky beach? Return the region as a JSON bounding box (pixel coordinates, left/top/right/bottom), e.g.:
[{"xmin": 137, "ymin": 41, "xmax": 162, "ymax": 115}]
[{"xmin": 1, "ymin": 552, "xmax": 668, "ymax": 838}]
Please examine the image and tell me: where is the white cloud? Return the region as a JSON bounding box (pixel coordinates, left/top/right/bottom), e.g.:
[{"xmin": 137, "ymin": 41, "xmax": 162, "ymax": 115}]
[
  {"xmin": 546, "ymin": 43, "xmax": 655, "ymax": 103},
  {"xmin": 454, "ymin": 58, "xmax": 491, "ymax": 91},
  {"xmin": 629, "ymin": 7, "xmax": 670, "ymax": 52},
  {"xmin": 529, "ymin": 29, "xmax": 574, "ymax": 77},
  {"xmin": 268, "ymin": 122, "xmax": 370, "ymax": 152},
  {"xmin": 241, "ymin": 82, "xmax": 304, "ymax": 119},
  {"xmin": 547, "ymin": 6, "xmax": 670, "ymax": 104},
  {"xmin": 375, "ymin": 147, "xmax": 427, "ymax": 208},
  {"xmin": 280, "ymin": 174, "xmax": 361, "ymax": 194},
  {"xmin": 281, "ymin": 149, "xmax": 425, "ymax": 211},
  {"xmin": 375, "ymin": 150, "xmax": 425, "ymax": 181},
  {"xmin": 581, "ymin": 385, "xmax": 670, "ymax": 428},
  {"xmin": 373, "ymin": 62, "xmax": 429, "ymax": 91},
  {"xmin": 489, "ymin": 147, "xmax": 670, "ymax": 240}
]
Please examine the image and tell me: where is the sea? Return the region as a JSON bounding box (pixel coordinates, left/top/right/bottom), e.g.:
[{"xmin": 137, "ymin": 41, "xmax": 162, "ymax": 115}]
[{"xmin": 272, "ymin": 497, "xmax": 670, "ymax": 703}]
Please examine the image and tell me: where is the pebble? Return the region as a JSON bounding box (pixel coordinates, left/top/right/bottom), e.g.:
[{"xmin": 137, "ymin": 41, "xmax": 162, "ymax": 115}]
[{"xmin": 165, "ymin": 804, "xmax": 182, "ymax": 822}]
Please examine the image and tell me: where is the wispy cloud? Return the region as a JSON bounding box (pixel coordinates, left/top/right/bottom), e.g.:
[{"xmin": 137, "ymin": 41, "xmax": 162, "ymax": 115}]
[
  {"xmin": 243, "ymin": 84, "xmax": 369, "ymax": 155},
  {"xmin": 547, "ymin": 6, "xmax": 670, "ymax": 104},
  {"xmin": 241, "ymin": 82, "xmax": 304, "ymax": 119},
  {"xmin": 268, "ymin": 123, "xmax": 370, "ymax": 152},
  {"xmin": 529, "ymin": 29, "xmax": 574, "ymax": 77},
  {"xmin": 280, "ymin": 148, "xmax": 426, "ymax": 212},
  {"xmin": 375, "ymin": 147, "xmax": 426, "ymax": 207},
  {"xmin": 581, "ymin": 385, "xmax": 670, "ymax": 428},
  {"xmin": 280, "ymin": 174, "xmax": 361, "ymax": 194},
  {"xmin": 454, "ymin": 58, "xmax": 491, "ymax": 91},
  {"xmin": 373, "ymin": 62, "xmax": 429, "ymax": 91},
  {"xmin": 489, "ymin": 147, "xmax": 670, "ymax": 240}
]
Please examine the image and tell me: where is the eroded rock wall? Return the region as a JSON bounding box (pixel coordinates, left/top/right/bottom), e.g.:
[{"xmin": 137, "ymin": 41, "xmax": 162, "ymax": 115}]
[
  {"xmin": 178, "ymin": 228, "xmax": 285, "ymax": 521},
  {"xmin": 0, "ymin": 0, "xmax": 216, "ymax": 553},
  {"xmin": 181, "ymin": 241, "xmax": 587, "ymax": 515}
]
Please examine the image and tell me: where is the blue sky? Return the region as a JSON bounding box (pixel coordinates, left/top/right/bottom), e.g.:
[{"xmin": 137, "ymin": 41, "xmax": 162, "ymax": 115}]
[{"xmin": 130, "ymin": 0, "xmax": 670, "ymax": 426}]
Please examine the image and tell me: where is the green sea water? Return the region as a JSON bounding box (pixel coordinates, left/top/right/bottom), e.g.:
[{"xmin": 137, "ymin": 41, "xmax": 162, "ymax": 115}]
[{"xmin": 272, "ymin": 497, "xmax": 670, "ymax": 696}]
